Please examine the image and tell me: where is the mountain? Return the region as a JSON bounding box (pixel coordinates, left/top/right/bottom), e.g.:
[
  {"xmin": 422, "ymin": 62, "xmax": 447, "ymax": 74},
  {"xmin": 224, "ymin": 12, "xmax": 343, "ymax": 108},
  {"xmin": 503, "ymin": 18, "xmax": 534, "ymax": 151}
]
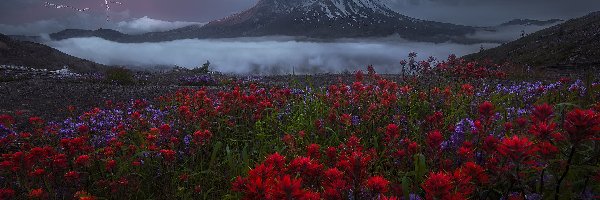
[
  {"xmin": 499, "ymin": 19, "xmax": 563, "ymax": 27},
  {"xmin": 464, "ymin": 11, "xmax": 600, "ymax": 67},
  {"xmin": 49, "ymin": 0, "xmax": 479, "ymax": 43},
  {"xmin": 0, "ymin": 33, "xmax": 108, "ymax": 73}
]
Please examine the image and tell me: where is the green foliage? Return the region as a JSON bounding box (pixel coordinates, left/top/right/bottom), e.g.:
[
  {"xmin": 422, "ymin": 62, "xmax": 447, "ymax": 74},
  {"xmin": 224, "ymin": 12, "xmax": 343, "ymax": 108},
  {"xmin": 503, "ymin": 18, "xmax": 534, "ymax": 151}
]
[
  {"xmin": 191, "ymin": 60, "xmax": 211, "ymax": 74},
  {"xmin": 105, "ymin": 67, "xmax": 135, "ymax": 85}
]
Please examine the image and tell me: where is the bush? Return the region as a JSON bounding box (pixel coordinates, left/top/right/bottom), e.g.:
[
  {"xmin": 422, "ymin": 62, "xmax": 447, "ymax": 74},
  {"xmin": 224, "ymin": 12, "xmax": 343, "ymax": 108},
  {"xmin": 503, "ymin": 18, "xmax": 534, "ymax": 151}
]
[
  {"xmin": 191, "ymin": 61, "xmax": 211, "ymax": 74},
  {"xmin": 105, "ymin": 67, "xmax": 134, "ymax": 85}
]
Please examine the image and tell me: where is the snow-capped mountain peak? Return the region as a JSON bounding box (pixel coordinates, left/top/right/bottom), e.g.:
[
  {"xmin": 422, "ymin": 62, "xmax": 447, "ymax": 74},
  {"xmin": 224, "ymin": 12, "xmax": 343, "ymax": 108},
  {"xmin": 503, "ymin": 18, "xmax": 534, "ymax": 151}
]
[{"xmin": 257, "ymin": 0, "xmax": 395, "ymax": 18}]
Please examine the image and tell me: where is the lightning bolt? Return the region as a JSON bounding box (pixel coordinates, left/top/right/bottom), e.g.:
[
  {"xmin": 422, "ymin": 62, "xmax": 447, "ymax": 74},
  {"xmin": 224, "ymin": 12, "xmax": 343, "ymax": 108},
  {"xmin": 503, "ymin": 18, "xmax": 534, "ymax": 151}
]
[
  {"xmin": 44, "ymin": 1, "xmax": 124, "ymax": 22},
  {"xmin": 44, "ymin": 2, "xmax": 90, "ymax": 12},
  {"xmin": 103, "ymin": 0, "xmax": 123, "ymax": 21}
]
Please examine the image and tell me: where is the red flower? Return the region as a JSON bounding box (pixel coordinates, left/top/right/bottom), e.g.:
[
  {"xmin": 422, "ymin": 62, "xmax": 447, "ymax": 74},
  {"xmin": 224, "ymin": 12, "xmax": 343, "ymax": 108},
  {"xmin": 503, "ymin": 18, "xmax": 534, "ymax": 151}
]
[
  {"xmin": 366, "ymin": 176, "xmax": 390, "ymax": 194},
  {"xmin": 385, "ymin": 123, "xmax": 400, "ymax": 143},
  {"xmin": 30, "ymin": 168, "xmax": 45, "ymax": 177},
  {"xmin": 287, "ymin": 157, "xmax": 323, "ymax": 179},
  {"xmin": 426, "ymin": 130, "xmax": 443, "ymax": 149},
  {"xmin": 478, "ymin": 101, "xmax": 495, "ymax": 118},
  {"xmin": 460, "ymin": 84, "xmax": 474, "ymax": 96},
  {"xmin": 193, "ymin": 130, "xmax": 212, "ymax": 145},
  {"xmin": 564, "ymin": 109, "xmax": 600, "ymax": 143},
  {"xmin": 306, "ymin": 144, "xmax": 321, "ymax": 159},
  {"xmin": 65, "ymin": 171, "xmax": 80, "ymax": 181},
  {"xmin": 340, "ymin": 114, "xmax": 352, "ymax": 126},
  {"xmin": 105, "ymin": 159, "xmax": 117, "ymax": 171},
  {"xmin": 53, "ymin": 154, "xmax": 68, "ymax": 169},
  {"xmin": 0, "ymin": 188, "xmax": 15, "ymax": 199},
  {"xmin": 264, "ymin": 153, "xmax": 286, "ymax": 169},
  {"xmin": 422, "ymin": 172, "xmax": 453, "ymax": 200},
  {"xmin": 75, "ymin": 155, "xmax": 91, "ymax": 166},
  {"xmin": 245, "ymin": 176, "xmax": 273, "ymax": 199},
  {"xmin": 0, "ymin": 114, "xmax": 15, "ymax": 127},
  {"xmin": 535, "ymin": 142, "xmax": 559, "ymax": 158},
  {"xmin": 78, "ymin": 124, "xmax": 90, "ymax": 133},
  {"xmin": 28, "ymin": 188, "xmax": 45, "ymax": 199},
  {"xmin": 531, "ymin": 103, "xmax": 553, "ymax": 122},
  {"xmin": 160, "ymin": 149, "xmax": 177, "ymax": 162},
  {"xmin": 271, "ymin": 175, "xmax": 305, "ymax": 199},
  {"xmin": 529, "ymin": 122, "xmax": 557, "ymax": 140},
  {"xmin": 497, "ymin": 136, "xmax": 535, "ymax": 162},
  {"xmin": 28, "ymin": 116, "xmax": 44, "ymax": 125},
  {"xmin": 504, "ymin": 122, "xmax": 513, "ymax": 132}
]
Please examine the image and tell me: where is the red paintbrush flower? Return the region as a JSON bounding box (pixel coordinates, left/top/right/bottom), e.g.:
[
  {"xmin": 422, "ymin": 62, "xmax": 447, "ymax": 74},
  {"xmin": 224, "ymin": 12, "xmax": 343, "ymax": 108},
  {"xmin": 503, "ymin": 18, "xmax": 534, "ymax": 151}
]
[
  {"xmin": 531, "ymin": 103, "xmax": 554, "ymax": 123},
  {"xmin": 426, "ymin": 130, "xmax": 443, "ymax": 149},
  {"xmin": 478, "ymin": 101, "xmax": 495, "ymax": 118},
  {"xmin": 422, "ymin": 172, "xmax": 453, "ymax": 200},
  {"xmin": 65, "ymin": 171, "xmax": 80, "ymax": 181},
  {"xmin": 385, "ymin": 123, "xmax": 400, "ymax": 143},
  {"xmin": 28, "ymin": 188, "xmax": 45, "ymax": 199},
  {"xmin": 535, "ymin": 141, "xmax": 559, "ymax": 158},
  {"xmin": 270, "ymin": 175, "xmax": 305, "ymax": 200},
  {"xmin": 564, "ymin": 109, "xmax": 600, "ymax": 143},
  {"xmin": 366, "ymin": 176, "xmax": 390, "ymax": 194},
  {"xmin": 0, "ymin": 188, "xmax": 15, "ymax": 199},
  {"xmin": 264, "ymin": 153, "xmax": 286, "ymax": 170},
  {"xmin": 497, "ymin": 136, "xmax": 535, "ymax": 162},
  {"xmin": 160, "ymin": 149, "xmax": 176, "ymax": 162},
  {"xmin": 105, "ymin": 159, "xmax": 117, "ymax": 171},
  {"xmin": 529, "ymin": 122, "xmax": 557, "ymax": 140},
  {"xmin": 75, "ymin": 155, "xmax": 91, "ymax": 167},
  {"xmin": 306, "ymin": 144, "xmax": 321, "ymax": 159},
  {"xmin": 460, "ymin": 84, "xmax": 474, "ymax": 96},
  {"xmin": 193, "ymin": 129, "xmax": 212, "ymax": 145}
]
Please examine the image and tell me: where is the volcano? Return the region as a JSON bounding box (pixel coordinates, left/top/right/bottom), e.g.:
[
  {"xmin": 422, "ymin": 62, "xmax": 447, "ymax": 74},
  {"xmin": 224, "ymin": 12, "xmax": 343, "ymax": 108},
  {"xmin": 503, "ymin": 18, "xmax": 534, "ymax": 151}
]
[{"xmin": 50, "ymin": 0, "xmax": 479, "ymax": 43}]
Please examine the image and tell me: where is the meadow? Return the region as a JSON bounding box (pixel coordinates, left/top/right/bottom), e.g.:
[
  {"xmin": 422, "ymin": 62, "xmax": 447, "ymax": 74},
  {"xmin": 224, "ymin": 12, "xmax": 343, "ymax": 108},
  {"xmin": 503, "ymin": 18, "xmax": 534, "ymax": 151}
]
[{"xmin": 1, "ymin": 55, "xmax": 599, "ymax": 199}]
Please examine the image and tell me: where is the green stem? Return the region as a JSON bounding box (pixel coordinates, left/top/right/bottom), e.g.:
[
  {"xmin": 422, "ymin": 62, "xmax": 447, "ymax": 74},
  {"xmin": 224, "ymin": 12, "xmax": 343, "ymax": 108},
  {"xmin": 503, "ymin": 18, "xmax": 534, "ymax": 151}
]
[{"xmin": 555, "ymin": 144, "xmax": 577, "ymax": 200}]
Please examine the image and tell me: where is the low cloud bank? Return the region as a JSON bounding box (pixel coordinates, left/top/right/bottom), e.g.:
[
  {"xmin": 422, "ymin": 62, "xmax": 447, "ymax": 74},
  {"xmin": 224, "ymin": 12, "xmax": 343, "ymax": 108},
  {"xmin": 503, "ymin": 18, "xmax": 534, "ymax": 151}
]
[
  {"xmin": 47, "ymin": 37, "xmax": 498, "ymax": 74},
  {"xmin": 115, "ymin": 16, "xmax": 205, "ymax": 34}
]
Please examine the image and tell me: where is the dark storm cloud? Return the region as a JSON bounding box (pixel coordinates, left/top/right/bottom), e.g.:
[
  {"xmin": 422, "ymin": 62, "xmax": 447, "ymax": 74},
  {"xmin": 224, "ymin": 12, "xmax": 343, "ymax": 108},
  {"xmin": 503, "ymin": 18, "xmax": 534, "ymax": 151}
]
[
  {"xmin": 0, "ymin": 0, "xmax": 256, "ymax": 24},
  {"xmin": 0, "ymin": 0, "xmax": 253, "ymax": 35}
]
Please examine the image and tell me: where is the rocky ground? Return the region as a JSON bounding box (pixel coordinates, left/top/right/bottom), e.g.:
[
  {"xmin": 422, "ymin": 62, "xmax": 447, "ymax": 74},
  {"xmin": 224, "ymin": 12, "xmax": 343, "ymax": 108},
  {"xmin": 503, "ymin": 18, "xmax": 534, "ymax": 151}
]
[
  {"xmin": 0, "ymin": 66, "xmax": 194, "ymax": 122},
  {"xmin": 2, "ymin": 64, "xmax": 596, "ymax": 122}
]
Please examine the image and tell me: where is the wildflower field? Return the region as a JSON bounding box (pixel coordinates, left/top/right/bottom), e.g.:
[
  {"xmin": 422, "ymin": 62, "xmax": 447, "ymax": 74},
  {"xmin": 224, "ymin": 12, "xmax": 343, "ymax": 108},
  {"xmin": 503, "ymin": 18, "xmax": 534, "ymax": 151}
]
[{"xmin": 1, "ymin": 56, "xmax": 600, "ymax": 199}]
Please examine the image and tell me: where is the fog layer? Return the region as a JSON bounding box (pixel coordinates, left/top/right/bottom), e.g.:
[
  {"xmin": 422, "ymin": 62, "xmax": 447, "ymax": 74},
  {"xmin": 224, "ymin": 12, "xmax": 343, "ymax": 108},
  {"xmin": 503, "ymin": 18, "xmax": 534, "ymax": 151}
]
[{"xmin": 47, "ymin": 37, "xmax": 498, "ymax": 74}]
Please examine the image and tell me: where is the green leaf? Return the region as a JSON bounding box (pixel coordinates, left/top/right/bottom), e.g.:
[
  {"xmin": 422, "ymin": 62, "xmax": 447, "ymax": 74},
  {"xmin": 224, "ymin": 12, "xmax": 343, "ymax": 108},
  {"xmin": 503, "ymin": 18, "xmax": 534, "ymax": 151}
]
[
  {"xmin": 402, "ymin": 176, "xmax": 411, "ymax": 200},
  {"xmin": 209, "ymin": 141, "xmax": 223, "ymax": 168},
  {"xmin": 414, "ymin": 153, "xmax": 427, "ymax": 183}
]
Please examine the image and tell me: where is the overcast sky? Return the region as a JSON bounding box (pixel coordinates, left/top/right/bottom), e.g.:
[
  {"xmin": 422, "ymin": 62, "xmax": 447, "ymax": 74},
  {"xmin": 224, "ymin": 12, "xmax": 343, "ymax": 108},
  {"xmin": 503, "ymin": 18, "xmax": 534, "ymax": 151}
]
[{"xmin": 1, "ymin": 0, "xmax": 599, "ymax": 35}]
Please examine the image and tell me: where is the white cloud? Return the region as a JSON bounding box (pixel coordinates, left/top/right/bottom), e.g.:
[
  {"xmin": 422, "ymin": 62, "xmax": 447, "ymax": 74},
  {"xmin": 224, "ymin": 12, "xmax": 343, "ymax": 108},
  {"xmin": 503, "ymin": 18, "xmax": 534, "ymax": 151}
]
[
  {"xmin": 46, "ymin": 36, "xmax": 498, "ymax": 74},
  {"xmin": 115, "ymin": 16, "xmax": 206, "ymax": 34}
]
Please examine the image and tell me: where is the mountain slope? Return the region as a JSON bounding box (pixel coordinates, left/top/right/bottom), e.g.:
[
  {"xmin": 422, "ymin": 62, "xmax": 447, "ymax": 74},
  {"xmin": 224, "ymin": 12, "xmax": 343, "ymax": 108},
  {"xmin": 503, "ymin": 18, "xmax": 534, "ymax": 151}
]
[
  {"xmin": 50, "ymin": 0, "xmax": 479, "ymax": 43},
  {"xmin": 49, "ymin": 28, "xmax": 129, "ymax": 41},
  {"xmin": 0, "ymin": 34, "xmax": 107, "ymax": 73},
  {"xmin": 187, "ymin": 0, "xmax": 475, "ymax": 42},
  {"xmin": 499, "ymin": 19, "xmax": 562, "ymax": 26},
  {"xmin": 464, "ymin": 11, "xmax": 600, "ymax": 67}
]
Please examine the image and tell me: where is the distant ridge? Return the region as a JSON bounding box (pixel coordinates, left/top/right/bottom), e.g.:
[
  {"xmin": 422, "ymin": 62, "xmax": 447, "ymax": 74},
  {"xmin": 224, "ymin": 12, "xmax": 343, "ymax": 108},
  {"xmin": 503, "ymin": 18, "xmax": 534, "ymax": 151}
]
[
  {"xmin": 0, "ymin": 33, "xmax": 108, "ymax": 73},
  {"xmin": 464, "ymin": 11, "xmax": 600, "ymax": 67}
]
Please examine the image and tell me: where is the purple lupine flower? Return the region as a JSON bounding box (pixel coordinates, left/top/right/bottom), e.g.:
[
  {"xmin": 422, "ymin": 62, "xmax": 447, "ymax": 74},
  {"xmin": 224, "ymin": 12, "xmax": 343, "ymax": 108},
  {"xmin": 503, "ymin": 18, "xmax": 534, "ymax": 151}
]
[
  {"xmin": 448, "ymin": 118, "xmax": 474, "ymax": 149},
  {"xmin": 351, "ymin": 115, "xmax": 360, "ymax": 126}
]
